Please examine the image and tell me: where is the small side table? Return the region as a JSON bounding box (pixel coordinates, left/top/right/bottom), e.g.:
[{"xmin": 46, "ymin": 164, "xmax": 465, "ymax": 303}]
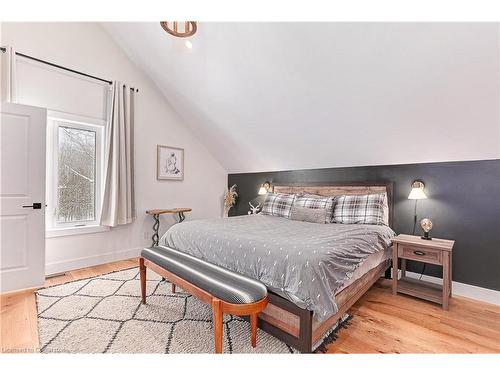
[
  {"xmin": 392, "ymin": 234, "xmax": 454, "ymax": 310},
  {"xmin": 146, "ymin": 208, "xmax": 192, "ymax": 247}
]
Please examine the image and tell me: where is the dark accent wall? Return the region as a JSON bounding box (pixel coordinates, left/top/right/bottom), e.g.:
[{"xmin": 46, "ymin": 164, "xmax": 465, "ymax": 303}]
[{"xmin": 228, "ymin": 159, "xmax": 500, "ymax": 291}]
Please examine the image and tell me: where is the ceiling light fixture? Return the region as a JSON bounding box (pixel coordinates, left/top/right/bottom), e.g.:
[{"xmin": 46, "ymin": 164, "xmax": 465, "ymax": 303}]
[
  {"xmin": 160, "ymin": 21, "xmax": 197, "ymax": 38},
  {"xmin": 185, "ymin": 40, "xmax": 193, "ymax": 49}
]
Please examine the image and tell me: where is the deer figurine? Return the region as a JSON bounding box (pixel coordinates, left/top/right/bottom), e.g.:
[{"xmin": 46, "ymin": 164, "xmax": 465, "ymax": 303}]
[{"xmin": 248, "ymin": 201, "xmax": 262, "ymax": 215}]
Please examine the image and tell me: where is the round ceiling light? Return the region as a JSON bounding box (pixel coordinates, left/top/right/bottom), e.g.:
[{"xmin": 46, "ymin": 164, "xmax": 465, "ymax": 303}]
[{"xmin": 160, "ymin": 21, "xmax": 197, "ymax": 38}]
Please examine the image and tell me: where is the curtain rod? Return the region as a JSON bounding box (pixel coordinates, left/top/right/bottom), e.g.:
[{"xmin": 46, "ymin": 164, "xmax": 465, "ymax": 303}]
[{"xmin": 0, "ymin": 46, "xmax": 138, "ymax": 92}]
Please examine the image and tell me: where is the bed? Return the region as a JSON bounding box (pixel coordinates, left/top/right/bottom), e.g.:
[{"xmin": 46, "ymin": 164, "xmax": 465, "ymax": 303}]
[{"xmin": 160, "ymin": 182, "xmax": 394, "ymax": 352}]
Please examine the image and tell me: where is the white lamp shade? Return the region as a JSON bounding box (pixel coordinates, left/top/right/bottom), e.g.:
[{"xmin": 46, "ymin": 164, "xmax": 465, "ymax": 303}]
[
  {"xmin": 258, "ymin": 186, "xmax": 268, "ymax": 195},
  {"xmin": 408, "ymin": 188, "xmax": 427, "ymax": 199},
  {"xmin": 408, "ymin": 180, "xmax": 427, "ymax": 200}
]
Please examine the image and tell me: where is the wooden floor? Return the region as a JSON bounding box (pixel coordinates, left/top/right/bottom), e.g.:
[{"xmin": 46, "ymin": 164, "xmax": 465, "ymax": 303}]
[{"xmin": 1, "ymin": 258, "xmax": 499, "ymax": 353}]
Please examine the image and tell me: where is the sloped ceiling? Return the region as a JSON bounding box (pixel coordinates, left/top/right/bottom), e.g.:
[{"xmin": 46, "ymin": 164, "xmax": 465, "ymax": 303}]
[{"xmin": 103, "ymin": 23, "xmax": 500, "ymax": 173}]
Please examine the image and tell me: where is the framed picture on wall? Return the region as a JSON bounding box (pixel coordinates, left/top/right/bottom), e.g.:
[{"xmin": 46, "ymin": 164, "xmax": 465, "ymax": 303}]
[{"xmin": 157, "ymin": 145, "xmax": 184, "ymax": 180}]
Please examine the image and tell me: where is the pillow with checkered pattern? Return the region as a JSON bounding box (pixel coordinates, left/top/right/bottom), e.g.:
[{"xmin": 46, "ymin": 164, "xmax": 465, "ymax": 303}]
[
  {"xmin": 293, "ymin": 194, "xmax": 334, "ymax": 224},
  {"xmin": 332, "ymin": 193, "xmax": 386, "ymax": 225},
  {"xmin": 261, "ymin": 193, "xmax": 296, "ymax": 219}
]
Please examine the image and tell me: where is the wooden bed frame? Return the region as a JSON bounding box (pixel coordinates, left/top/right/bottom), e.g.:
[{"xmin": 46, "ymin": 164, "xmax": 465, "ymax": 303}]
[{"xmin": 253, "ymin": 182, "xmax": 394, "ymax": 352}]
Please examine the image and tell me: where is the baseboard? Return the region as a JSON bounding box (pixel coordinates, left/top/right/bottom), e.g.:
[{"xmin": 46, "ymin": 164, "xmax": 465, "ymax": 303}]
[
  {"xmin": 45, "ymin": 247, "xmax": 142, "ymax": 276},
  {"xmin": 401, "ymin": 270, "xmax": 500, "ymax": 306}
]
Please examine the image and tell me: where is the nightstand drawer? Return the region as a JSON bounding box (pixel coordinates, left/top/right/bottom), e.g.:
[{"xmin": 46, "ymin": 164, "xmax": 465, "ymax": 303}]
[{"xmin": 398, "ymin": 245, "xmax": 442, "ymax": 265}]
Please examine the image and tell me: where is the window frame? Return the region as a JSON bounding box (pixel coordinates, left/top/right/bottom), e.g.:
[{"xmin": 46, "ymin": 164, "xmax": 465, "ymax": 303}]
[{"xmin": 46, "ymin": 110, "xmax": 106, "ymax": 234}]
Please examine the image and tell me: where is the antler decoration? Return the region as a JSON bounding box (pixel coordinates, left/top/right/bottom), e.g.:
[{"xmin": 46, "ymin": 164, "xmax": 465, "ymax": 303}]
[{"xmin": 248, "ymin": 202, "xmax": 262, "ymax": 214}]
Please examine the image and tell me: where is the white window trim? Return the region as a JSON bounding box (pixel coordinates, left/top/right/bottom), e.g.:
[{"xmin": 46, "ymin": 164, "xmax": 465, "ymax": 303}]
[
  {"xmin": 46, "ymin": 225, "xmax": 110, "ymax": 238},
  {"xmin": 46, "ymin": 110, "xmax": 107, "ymax": 237}
]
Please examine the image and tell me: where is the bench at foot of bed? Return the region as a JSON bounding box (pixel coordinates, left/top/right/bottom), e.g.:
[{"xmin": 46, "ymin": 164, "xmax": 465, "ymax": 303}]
[{"xmin": 140, "ymin": 246, "xmax": 268, "ymax": 353}]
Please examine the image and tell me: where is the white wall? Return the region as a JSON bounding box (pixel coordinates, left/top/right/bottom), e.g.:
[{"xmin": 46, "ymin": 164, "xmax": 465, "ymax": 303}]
[
  {"xmin": 105, "ymin": 23, "xmax": 500, "ymax": 173},
  {"xmin": 0, "ymin": 22, "xmax": 228, "ymax": 274}
]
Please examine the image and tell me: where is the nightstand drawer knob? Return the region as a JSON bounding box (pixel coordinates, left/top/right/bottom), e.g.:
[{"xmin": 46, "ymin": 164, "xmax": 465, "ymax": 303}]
[{"xmin": 413, "ymin": 250, "xmax": 426, "ymax": 256}]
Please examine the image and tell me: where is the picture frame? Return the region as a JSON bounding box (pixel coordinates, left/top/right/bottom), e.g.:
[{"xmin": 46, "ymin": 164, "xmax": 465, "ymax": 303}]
[{"xmin": 157, "ymin": 145, "xmax": 184, "ymax": 181}]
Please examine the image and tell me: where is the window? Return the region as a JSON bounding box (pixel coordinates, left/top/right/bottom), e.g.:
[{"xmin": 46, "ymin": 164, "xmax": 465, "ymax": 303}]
[{"xmin": 46, "ymin": 111, "xmax": 105, "ymax": 234}]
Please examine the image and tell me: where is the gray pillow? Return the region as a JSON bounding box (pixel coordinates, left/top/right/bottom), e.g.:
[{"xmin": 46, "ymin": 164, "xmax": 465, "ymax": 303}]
[
  {"xmin": 290, "ymin": 206, "xmax": 327, "ymax": 224},
  {"xmin": 293, "ymin": 194, "xmax": 334, "ymax": 223}
]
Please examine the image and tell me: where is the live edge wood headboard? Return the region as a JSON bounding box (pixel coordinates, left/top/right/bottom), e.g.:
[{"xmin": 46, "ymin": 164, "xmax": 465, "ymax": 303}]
[{"xmin": 272, "ymin": 182, "xmax": 394, "ymax": 228}]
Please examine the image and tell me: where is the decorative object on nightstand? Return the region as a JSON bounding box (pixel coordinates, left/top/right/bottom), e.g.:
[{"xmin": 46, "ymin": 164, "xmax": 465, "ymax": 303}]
[
  {"xmin": 420, "ymin": 218, "xmax": 433, "ymax": 240},
  {"xmin": 223, "ymin": 184, "xmax": 238, "ymax": 217},
  {"xmin": 258, "ymin": 181, "xmax": 271, "ymax": 195},
  {"xmin": 408, "ymin": 180, "xmax": 427, "ymax": 235},
  {"xmin": 146, "ymin": 208, "xmax": 192, "ymax": 246},
  {"xmin": 392, "ymin": 234, "xmax": 454, "ymax": 310}
]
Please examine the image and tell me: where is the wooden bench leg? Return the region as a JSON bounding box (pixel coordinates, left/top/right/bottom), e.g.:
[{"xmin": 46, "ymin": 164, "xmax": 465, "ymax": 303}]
[
  {"xmin": 250, "ymin": 313, "xmax": 257, "ymax": 348},
  {"xmin": 212, "ymin": 299, "xmax": 223, "ymax": 354},
  {"xmin": 139, "ymin": 257, "xmax": 146, "ymax": 304},
  {"xmin": 172, "ymin": 283, "xmax": 176, "ymax": 293}
]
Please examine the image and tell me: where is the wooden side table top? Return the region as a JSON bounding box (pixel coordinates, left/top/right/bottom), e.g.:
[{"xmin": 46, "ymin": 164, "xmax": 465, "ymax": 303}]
[
  {"xmin": 393, "ymin": 234, "xmax": 455, "ymax": 251},
  {"xmin": 146, "ymin": 208, "xmax": 192, "ymax": 215},
  {"xmin": 146, "ymin": 208, "xmax": 192, "ymax": 247}
]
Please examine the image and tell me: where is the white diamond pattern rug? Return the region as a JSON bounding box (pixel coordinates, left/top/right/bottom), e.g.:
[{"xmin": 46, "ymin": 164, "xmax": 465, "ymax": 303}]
[{"xmin": 36, "ymin": 267, "xmax": 350, "ymax": 353}]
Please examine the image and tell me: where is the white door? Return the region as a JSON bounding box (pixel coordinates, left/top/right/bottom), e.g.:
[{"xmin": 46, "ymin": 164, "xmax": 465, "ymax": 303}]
[{"xmin": 1, "ymin": 102, "xmax": 46, "ymax": 292}]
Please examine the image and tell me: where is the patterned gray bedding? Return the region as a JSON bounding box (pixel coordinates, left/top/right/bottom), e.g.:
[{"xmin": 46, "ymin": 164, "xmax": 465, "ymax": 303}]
[{"xmin": 160, "ymin": 214, "xmax": 395, "ymax": 322}]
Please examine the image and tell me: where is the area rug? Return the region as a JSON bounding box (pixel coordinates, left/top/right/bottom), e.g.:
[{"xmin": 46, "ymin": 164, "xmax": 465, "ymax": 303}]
[{"xmin": 36, "ymin": 267, "xmax": 351, "ymax": 353}]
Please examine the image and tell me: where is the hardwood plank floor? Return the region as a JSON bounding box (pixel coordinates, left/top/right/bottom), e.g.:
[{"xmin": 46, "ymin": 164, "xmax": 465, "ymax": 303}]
[
  {"xmin": 328, "ymin": 281, "xmax": 500, "ymax": 353},
  {"xmin": 1, "ymin": 258, "xmax": 498, "ymax": 353}
]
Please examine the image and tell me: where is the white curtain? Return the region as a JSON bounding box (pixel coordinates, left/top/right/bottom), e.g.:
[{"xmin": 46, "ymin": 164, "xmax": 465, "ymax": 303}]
[
  {"xmin": 100, "ymin": 81, "xmax": 136, "ymax": 227},
  {"xmin": 2, "ymin": 46, "xmax": 17, "ymax": 102}
]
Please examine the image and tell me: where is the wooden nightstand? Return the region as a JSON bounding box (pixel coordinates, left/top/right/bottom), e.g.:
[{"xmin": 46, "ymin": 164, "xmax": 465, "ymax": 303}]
[{"xmin": 392, "ymin": 234, "xmax": 454, "ymax": 310}]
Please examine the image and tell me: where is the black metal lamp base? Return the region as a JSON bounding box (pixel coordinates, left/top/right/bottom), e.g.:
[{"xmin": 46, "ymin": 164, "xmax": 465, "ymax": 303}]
[{"xmin": 421, "ymin": 232, "xmax": 432, "ymax": 240}]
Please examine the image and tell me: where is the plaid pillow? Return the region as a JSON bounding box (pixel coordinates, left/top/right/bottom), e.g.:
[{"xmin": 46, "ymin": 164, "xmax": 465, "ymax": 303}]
[
  {"xmin": 293, "ymin": 194, "xmax": 334, "ymax": 223},
  {"xmin": 261, "ymin": 193, "xmax": 296, "ymax": 219},
  {"xmin": 332, "ymin": 193, "xmax": 386, "ymax": 225}
]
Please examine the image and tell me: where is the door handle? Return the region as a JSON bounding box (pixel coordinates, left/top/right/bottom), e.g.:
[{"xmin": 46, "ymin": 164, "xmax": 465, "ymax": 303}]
[{"xmin": 22, "ymin": 203, "xmax": 42, "ymax": 209}]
